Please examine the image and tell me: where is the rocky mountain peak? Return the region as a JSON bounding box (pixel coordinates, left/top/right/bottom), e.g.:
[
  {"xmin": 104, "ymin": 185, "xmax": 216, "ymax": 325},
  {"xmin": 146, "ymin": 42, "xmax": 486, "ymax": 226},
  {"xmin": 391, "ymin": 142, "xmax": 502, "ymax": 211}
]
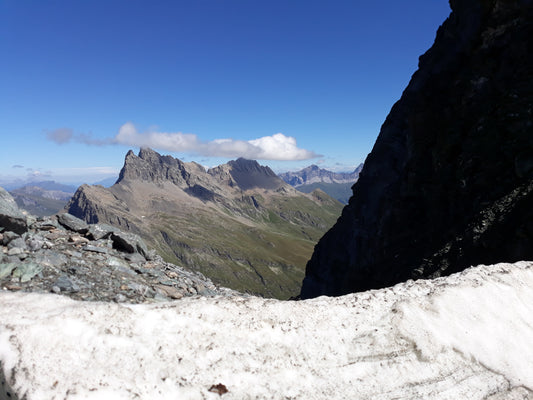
[
  {"xmin": 228, "ymin": 158, "xmax": 276, "ymax": 176},
  {"xmin": 117, "ymin": 148, "xmax": 206, "ymax": 187},
  {"xmin": 226, "ymin": 158, "xmax": 282, "ymax": 190}
]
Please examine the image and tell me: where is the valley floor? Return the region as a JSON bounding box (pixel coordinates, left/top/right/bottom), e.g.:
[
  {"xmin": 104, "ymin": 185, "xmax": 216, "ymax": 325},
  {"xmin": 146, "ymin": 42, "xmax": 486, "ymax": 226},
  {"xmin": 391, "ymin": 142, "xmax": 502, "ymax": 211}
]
[{"xmin": 1, "ymin": 261, "xmax": 532, "ymax": 400}]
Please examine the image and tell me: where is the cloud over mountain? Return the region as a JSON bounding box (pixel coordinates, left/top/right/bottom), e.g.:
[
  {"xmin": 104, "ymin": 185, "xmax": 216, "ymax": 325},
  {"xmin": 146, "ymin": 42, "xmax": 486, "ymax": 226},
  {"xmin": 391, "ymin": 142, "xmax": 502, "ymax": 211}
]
[
  {"xmin": 46, "ymin": 123, "xmax": 320, "ymax": 161},
  {"xmin": 114, "ymin": 122, "xmax": 320, "ymax": 161}
]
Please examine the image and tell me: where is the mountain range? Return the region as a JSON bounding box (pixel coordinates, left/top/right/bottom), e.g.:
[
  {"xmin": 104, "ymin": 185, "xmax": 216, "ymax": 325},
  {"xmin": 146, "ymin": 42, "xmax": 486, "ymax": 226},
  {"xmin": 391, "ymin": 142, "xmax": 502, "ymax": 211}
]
[
  {"xmin": 279, "ymin": 164, "xmax": 363, "ymax": 204},
  {"xmin": 279, "ymin": 164, "xmax": 363, "ymax": 187},
  {"xmin": 65, "ymin": 148, "xmax": 343, "ymax": 298},
  {"xmin": 9, "ymin": 181, "xmax": 77, "ymax": 218}
]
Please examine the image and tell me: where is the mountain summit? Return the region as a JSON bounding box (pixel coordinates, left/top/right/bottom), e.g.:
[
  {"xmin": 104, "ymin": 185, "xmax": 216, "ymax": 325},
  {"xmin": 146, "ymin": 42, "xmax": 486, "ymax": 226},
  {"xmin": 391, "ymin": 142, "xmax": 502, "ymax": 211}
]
[{"xmin": 66, "ymin": 149, "xmax": 342, "ymax": 298}]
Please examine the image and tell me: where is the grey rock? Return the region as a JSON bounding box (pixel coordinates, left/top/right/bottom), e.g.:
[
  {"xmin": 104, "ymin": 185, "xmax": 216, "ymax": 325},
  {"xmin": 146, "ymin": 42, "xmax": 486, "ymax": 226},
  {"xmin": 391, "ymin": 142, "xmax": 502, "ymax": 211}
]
[
  {"xmin": 84, "ymin": 244, "xmax": 108, "ymax": 254},
  {"xmin": 33, "ymin": 250, "xmax": 68, "ymax": 268},
  {"xmin": 0, "ymin": 263, "xmax": 17, "ymax": 279},
  {"xmin": 87, "ymin": 223, "xmax": 119, "ymax": 240},
  {"xmin": 27, "ymin": 236, "xmax": 45, "ymax": 251},
  {"xmin": 51, "ymin": 286, "xmax": 61, "ymax": 294},
  {"xmin": 127, "ymin": 282, "xmax": 155, "ymax": 297},
  {"xmin": 114, "ymin": 293, "xmax": 127, "ymax": 303},
  {"xmin": 111, "ymin": 231, "xmax": 148, "ymax": 257},
  {"xmin": 12, "ymin": 262, "xmax": 43, "ymax": 283},
  {"xmin": 54, "ymin": 275, "xmax": 80, "ymax": 292},
  {"xmin": 7, "ymin": 237, "xmax": 27, "ymax": 251},
  {"xmin": 2, "ymin": 231, "xmax": 20, "ymax": 246},
  {"xmin": 57, "ymin": 213, "xmax": 89, "ymax": 234},
  {"xmin": 33, "ymin": 219, "xmax": 60, "ymax": 231},
  {"xmin": 145, "ymin": 249, "xmax": 157, "ymax": 261},
  {"xmin": 7, "ymin": 247, "xmax": 24, "ymax": 256},
  {"xmin": 0, "ymin": 186, "xmax": 28, "ymax": 234},
  {"xmin": 106, "ymin": 256, "xmax": 127, "ymax": 268},
  {"xmin": 124, "ymin": 252, "xmax": 146, "ymax": 263}
]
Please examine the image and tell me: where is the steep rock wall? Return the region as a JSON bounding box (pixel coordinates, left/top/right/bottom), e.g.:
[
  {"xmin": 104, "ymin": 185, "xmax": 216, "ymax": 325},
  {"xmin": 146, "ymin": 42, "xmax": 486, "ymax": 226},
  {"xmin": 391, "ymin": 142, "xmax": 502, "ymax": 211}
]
[{"xmin": 301, "ymin": 0, "xmax": 533, "ymax": 298}]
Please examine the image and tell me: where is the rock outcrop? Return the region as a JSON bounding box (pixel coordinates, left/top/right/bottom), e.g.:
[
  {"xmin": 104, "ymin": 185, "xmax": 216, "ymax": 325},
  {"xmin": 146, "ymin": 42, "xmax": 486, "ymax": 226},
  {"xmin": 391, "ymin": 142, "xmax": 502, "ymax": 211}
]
[
  {"xmin": 301, "ymin": 0, "xmax": 533, "ymax": 298},
  {"xmin": 65, "ymin": 149, "xmax": 343, "ymax": 299},
  {"xmin": 0, "ymin": 205, "xmax": 237, "ymax": 303},
  {"xmin": 0, "ymin": 187, "xmax": 28, "ymax": 235}
]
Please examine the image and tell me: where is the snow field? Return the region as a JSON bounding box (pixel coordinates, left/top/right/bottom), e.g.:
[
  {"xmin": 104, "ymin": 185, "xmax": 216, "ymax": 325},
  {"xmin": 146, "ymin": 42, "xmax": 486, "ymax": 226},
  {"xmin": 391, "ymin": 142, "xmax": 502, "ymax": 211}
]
[{"xmin": 1, "ymin": 261, "xmax": 532, "ymax": 400}]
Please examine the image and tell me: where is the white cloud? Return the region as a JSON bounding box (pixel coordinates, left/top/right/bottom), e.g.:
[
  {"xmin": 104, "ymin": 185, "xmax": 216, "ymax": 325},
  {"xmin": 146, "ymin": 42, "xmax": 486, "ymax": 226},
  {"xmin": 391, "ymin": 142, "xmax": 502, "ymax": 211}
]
[{"xmin": 114, "ymin": 122, "xmax": 320, "ymax": 161}]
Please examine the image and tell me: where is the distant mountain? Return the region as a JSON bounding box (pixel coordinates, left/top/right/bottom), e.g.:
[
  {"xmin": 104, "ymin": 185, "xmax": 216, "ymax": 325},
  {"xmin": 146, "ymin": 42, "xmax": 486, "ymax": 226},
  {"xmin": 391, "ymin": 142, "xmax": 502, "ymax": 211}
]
[
  {"xmin": 65, "ymin": 148, "xmax": 343, "ymax": 299},
  {"xmin": 10, "ymin": 181, "xmax": 76, "ymax": 217},
  {"xmin": 296, "ymin": 182, "xmax": 354, "ymax": 205},
  {"xmin": 279, "ymin": 164, "xmax": 363, "ymax": 187},
  {"xmin": 279, "ymin": 164, "xmax": 363, "ymax": 204}
]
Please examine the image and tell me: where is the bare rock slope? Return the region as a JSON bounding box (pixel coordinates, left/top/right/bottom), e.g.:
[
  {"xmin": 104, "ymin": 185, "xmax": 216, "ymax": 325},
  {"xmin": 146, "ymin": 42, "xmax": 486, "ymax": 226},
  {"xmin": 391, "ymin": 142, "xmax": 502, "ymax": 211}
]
[{"xmin": 302, "ymin": 0, "xmax": 533, "ymax": 298}]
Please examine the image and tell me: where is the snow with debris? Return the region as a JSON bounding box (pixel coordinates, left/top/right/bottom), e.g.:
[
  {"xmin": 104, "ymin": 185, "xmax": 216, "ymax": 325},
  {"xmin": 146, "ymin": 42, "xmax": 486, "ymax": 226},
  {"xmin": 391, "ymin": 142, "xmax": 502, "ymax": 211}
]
[{"xmin": 1, "ymin": 261, "xmax": 532, "ymax": 400}]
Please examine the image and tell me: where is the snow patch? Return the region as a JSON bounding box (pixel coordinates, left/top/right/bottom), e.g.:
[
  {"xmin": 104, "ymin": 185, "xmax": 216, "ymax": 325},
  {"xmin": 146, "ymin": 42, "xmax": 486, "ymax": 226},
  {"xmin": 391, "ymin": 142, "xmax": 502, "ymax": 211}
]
[
  {"xmin": 398, "ymin": 262, "xmax": 533, "ymax": 389},
  {"xmin": 0, "ymin": 262, "xmax": 532, "ymax": 399}
]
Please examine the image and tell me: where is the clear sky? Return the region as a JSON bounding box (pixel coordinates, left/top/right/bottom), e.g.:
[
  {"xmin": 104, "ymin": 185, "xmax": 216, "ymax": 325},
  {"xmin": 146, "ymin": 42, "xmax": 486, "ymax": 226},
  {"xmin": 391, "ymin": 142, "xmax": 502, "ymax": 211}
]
[{"xmin": 0, "ymin": 0, "xmax": 451, "ymax": 186}]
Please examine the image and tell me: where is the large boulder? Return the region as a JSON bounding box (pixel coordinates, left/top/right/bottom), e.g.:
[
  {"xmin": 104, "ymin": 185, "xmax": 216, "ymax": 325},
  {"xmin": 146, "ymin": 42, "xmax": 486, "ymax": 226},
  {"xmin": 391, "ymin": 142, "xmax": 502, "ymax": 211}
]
[
  {"xmin": 0, "ymin": 186, "xmax": 27, "ymax": 234},
  {"xmin": 301, "ymin": 0, "xmax": 533, "ymax": 298}
]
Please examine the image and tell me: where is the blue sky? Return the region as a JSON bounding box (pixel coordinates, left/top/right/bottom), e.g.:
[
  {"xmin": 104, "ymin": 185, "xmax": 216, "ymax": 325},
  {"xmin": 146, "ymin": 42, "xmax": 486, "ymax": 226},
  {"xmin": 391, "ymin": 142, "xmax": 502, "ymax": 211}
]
[{"xmin": 0, "ymin": 0, "xmax": 451, "ymax": 185}]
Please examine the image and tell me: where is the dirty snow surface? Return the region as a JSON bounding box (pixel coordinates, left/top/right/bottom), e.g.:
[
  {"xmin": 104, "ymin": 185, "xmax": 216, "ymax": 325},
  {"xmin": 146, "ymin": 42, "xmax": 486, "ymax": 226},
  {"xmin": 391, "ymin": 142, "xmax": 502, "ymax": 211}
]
[{"xmin": 1, "ymin": 262, "xmax": 533, "ymax": 400}]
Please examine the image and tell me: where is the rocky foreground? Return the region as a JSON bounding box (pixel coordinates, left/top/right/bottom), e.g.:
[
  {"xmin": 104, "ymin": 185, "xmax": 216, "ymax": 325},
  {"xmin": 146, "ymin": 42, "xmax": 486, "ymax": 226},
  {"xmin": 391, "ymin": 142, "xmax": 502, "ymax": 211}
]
[
  {"xmin": 1, "ymin": 261, "xmax": 532, "ymax": 400},
  {"xmin": 0, "ymin": 186, "xmax": 237, "ymax": 303}
]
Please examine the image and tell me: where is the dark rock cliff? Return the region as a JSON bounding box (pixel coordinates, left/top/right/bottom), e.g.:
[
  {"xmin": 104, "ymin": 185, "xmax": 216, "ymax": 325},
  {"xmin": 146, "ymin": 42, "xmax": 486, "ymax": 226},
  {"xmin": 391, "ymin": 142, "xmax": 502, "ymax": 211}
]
[{"xmin": 301, "ymin": 0, "xmax": 533, "ymax": 298}]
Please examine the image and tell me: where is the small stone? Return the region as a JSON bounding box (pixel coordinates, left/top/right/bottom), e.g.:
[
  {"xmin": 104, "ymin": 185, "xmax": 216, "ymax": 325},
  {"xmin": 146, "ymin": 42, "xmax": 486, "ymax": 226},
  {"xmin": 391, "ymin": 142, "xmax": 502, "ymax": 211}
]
[
  {"xmin": 54, "ymin": 275, "xmax": 80, "ymax": 292},
  {"xmin": 158, "ymin": 279, "xmax": 177, "ymax": 286},
  {"xmin": 4, "ymin": 283, "xmax": 22, "ymax": 291},
  {"xmin": 12, "ymin": 262, "xmax": 42, "ymax": 283},
  {"xmin": 114, "ymin": 293, "xmax": 127, "ymax": 303},
  {"xmin": 7, "ymin": 237, "xmax": 26, "ymax": 251},
  {"xmin": 155, "ymin": 284, "xmax": 184, "ymax": 299},
  {"xmin": 2, "ymin": 231, "xmax": 20, "ymax": 246},
  {"xmin": 0, "ymin": 263, "xmax": 17, "ymax": 279},
  {"xmin": 124, "ymin": 253, "xmax": 145, "ymax": 263},
  {"xmin": 27, "ymin": 237, "xmax": 44, "ymax": 251},
  {"xmin": 83, "ymin": 244, "xmax": 108, "ymax": 254},
  {"xmin": 165, "ymin": 271, "xmax": 178, "ymax": 279},
  {"xmin": 51, "ymin": 286, "xmax": 61, "ymax": 294},
  {"xmin": 33, "ymin": 218, "xmax": 60, "ymax": 231},
  {"xmin": 68, "ymin": 235, "xmax": 90, "ymax": 244},
  {"xmin": 7, "ymin": 247, "xmax": 23, "ymax": 256}
]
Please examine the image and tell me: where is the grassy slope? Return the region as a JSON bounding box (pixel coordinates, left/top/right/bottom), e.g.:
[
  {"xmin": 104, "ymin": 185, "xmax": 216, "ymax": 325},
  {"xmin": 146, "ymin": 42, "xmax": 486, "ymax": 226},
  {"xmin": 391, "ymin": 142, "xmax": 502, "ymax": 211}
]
[{"xmin": 145, "ymin": 191, "xmax": 343, "ymax": 299}]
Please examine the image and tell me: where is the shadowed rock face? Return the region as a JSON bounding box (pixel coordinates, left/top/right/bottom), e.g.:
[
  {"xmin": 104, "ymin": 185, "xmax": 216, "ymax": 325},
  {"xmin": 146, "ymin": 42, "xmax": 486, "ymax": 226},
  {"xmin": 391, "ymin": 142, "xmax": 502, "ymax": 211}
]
[
  {"xmin": 301, "ymin": 0, "xmax": 533, "ymax": 298},
  {"xmin": 227, "ymin": 158, "xmax": 282, "ymax": 190}
]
